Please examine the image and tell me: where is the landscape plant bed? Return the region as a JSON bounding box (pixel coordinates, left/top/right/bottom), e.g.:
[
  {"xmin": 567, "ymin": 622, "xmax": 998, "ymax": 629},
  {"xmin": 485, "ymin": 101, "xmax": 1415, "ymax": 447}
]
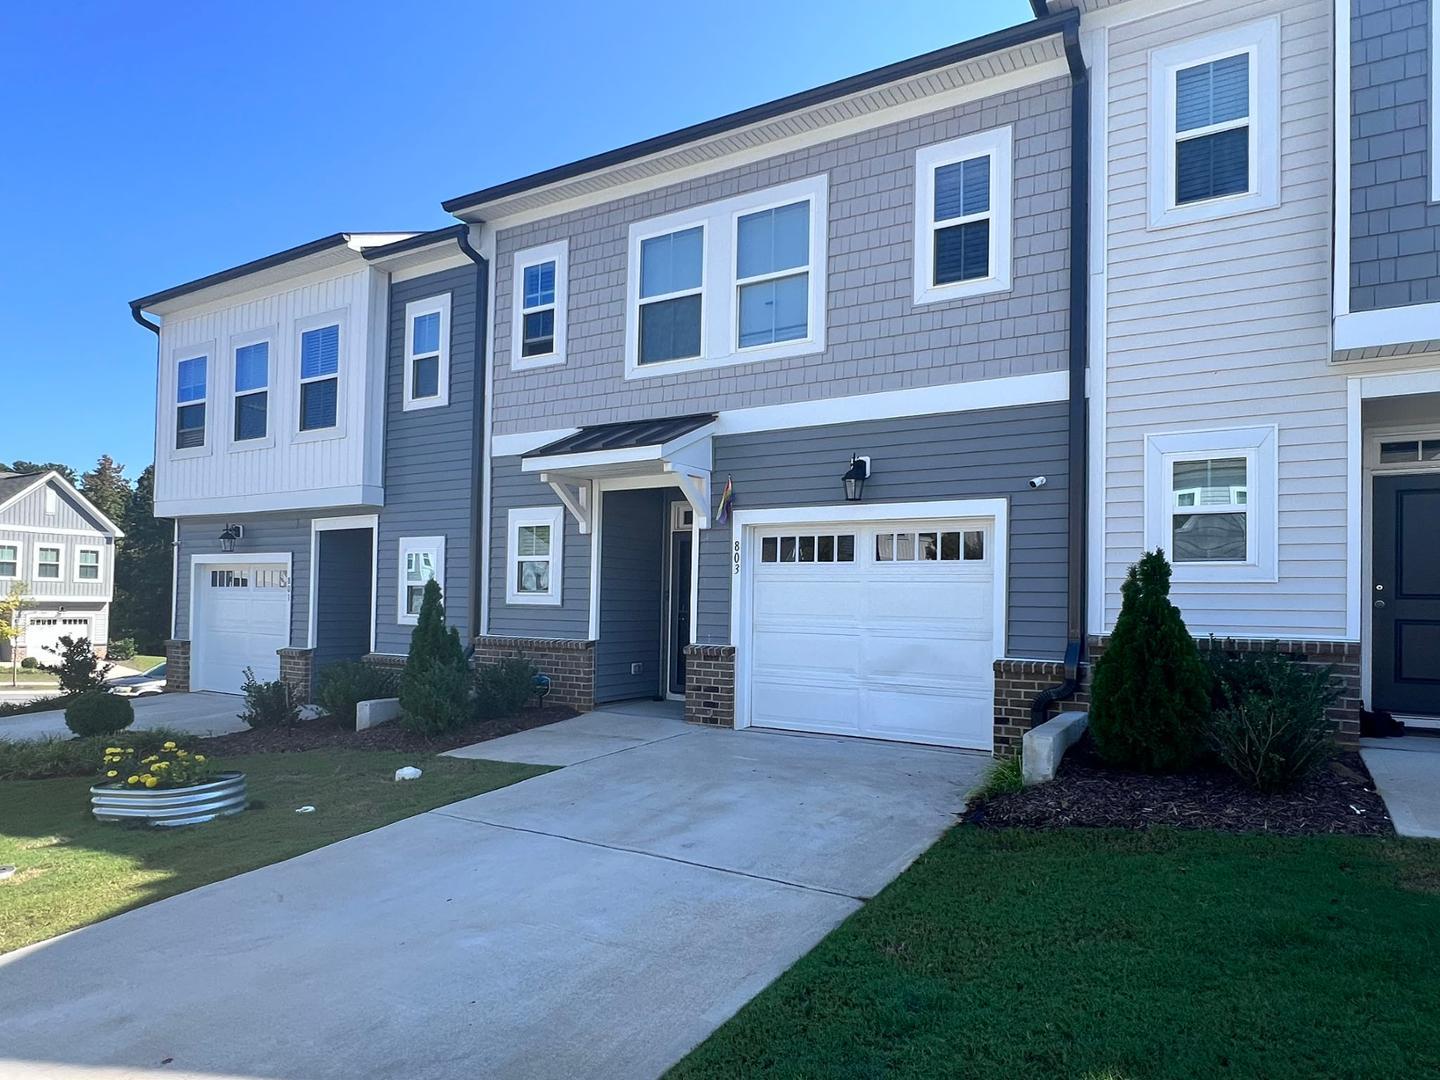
[
  {"xmin": 965, "ymin": 736, "xmax": 1392, "ymax": 836},
  {"xmin": 199, "ymin": 702, "xmax": 577, "ymax": 755}
]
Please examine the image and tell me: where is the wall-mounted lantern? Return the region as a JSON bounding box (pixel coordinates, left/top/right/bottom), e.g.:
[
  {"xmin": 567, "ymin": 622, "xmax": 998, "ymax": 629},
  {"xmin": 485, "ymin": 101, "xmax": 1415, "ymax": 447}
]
[
  {"xmin": 218, "ymin": 524, "xmax": 244, "ymax": 553},
  {"xmin": 842, "ymin": 455, "xmax": 871, "ymax": 502}
]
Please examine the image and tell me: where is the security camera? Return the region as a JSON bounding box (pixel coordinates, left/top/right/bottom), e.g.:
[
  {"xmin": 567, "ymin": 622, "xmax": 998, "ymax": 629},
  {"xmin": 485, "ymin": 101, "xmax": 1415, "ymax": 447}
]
[{"xmin": 1028, "ymin": 476, "xmax": 1047, "ymax": 489}]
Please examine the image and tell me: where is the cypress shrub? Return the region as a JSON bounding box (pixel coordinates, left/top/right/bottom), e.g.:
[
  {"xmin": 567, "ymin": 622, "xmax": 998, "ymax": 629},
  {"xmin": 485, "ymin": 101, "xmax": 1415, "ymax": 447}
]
[
  {"xmin": 400, "ymin": 579, "xmax": 469, "ymax": 734},
  {"xmin": 1088, "ymin": 549, "xmax": 1209, "ymax": 772}
]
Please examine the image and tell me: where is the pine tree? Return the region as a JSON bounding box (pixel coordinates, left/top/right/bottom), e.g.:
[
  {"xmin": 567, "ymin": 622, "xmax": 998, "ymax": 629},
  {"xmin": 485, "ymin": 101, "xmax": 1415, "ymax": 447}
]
[
  {"xmin": 1088, "ymin": 549, "xmax": 1210, "ymax": 772},
  {"xmin": 111, "ymin": 465, "xmax": 172, "ymax": 652},
  {"xmin": 399, "ymin": 579, "xmax": 469, "ymax": 734},
  {"xmin": 79, "ymin": 455, "xmax": 130, "ymax": 525},
  {"xmin": 405, "ymin": 579, "xmax": 464, "ymax": 671}
]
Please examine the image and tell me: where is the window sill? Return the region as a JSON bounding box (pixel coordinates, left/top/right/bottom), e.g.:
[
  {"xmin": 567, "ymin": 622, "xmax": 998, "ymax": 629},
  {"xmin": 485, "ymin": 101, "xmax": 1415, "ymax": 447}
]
[
  {"xmin": 511, "ymin": 353, "xmax": 566, "ymax": 372},
  {"xmin": 505, "ymin": 593, "xmax": 562, "ymax": 607},
  {"xmin": 625, "ymin": 339, "xmax": 823, "ymax": 381},
  {"xmin": 293, "ymin": 425, "xmax": 347, "ymax": 445},
  {"xmin": 1170, "ymin": 562, "xmax": 1277, "ymax": 585},
  {"xmin": 912, "ymin": 274, "xmax": 1012, "ymax": 307},
  {"xmin": 170, "ymin": 444, "xmax": 212, "ymax": 461},
  {"xmin": 227, "ymin": 436, "xmax": 276, "ymax": 454},
  {"xmin": 402, "ymin": 396, "xmax": 450, "ymax": 413},
  {"xmin": 1147, "ymin": 188, "xmax": 1278, "ymax": 231}
]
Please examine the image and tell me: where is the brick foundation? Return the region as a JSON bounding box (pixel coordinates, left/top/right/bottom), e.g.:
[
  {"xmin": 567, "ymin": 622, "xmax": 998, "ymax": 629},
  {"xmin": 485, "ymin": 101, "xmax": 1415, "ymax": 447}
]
[
  {"xmin": 361, "ymin": 653, "xmax": 407, "ymax": 673},
  {"xmin": 164, "ymin": 639, "xmax": 190, "ymax": 693},
  {"xmin": 277, "ymin": 647, "xmax": 316, "ymax": 705},
  {"xmin": 1191, "ymin": 637, "xmax": 1362, "ymax": 745},
  {"xmin": 684, "ymin": 645, "xmax": 735, "ymax": 727},
  {"xmin": 994, "ymin": 659, "xmax": 1090, "ymax": 758},
  {"xmin": 475, "ymin": 636, "xmax": 595, "ymax": 711}
]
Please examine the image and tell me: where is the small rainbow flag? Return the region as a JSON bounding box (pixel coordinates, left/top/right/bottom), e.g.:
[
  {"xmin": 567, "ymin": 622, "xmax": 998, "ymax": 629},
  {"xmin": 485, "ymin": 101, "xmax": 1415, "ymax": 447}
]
[{"xmin": 715, "ymin": 475, "xmax": 734, "ymax": 525}]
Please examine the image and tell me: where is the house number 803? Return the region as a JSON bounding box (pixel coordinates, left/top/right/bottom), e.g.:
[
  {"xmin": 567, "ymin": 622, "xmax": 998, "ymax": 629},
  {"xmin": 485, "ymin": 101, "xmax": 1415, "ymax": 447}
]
[{"xmin": 733, "ymin": 540, "xmax": 741, "ymax": 575}]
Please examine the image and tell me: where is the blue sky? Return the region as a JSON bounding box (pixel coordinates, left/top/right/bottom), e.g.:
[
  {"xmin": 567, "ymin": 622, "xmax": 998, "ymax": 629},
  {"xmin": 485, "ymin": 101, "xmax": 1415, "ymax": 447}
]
[{"xmin": 0, "ymin": 0, "xmax": 1027, "ymax": 480}]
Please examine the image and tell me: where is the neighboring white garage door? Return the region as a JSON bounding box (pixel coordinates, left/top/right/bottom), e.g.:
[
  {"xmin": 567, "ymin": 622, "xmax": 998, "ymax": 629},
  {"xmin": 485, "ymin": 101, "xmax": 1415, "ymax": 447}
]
[
  {"xmin": 191, "ymin": 562, "xmax": 291, "ymax": 693},
  {"xmin": 25, "ymin": 616, "xmax": 92, "ymax": 661},
  {"xmin": 745, "ymin": 518, "xmax": 999, "ymax": 750}
]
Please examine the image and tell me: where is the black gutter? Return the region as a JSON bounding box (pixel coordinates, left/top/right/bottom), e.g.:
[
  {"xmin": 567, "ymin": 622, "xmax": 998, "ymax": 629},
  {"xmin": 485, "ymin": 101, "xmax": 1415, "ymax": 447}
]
[
  {"xmin": 1028, "ymin": 0, "xmax": 1051, "ymax": 17},
  {"xmin": 441, "ymin": 9, "xmax": 1080, "ymax": 215},
  {"xmin": 130, "ymin": 304, "xmax": 160, "ymax": 335},
  {"xmin": 451, "ymin": 227, "xmax": 490, "ymax": 646},
  {"xmin": 362, "ymin": 224, "xmax": 471, "ymax": 261},
  {"xmin": 1031, "ymin": 21, "xmax": 1090, "ymax": 727}
]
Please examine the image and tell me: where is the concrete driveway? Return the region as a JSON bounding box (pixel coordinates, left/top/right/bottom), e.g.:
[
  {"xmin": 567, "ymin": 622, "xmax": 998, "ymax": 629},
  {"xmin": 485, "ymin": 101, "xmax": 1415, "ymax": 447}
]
[
  {"xmin": 0, "ymin": 691, "xmax": 248, "ymax": 742},
  {"xmin": 0, "ymin": 704, "xmax": 985, "ymax": 1079}
]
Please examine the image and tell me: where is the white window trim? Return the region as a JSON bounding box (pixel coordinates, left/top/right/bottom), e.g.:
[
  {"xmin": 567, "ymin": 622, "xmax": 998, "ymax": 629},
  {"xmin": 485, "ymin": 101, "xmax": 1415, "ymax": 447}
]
[
  {"xmin": 397, "ymin": 535, "xmax": 446, "ymax": 626},
  {"xmin": 0, "ymin": 539, "xmax": 21, "ymax": 580},
  {"xmin": 43, "ymin": 488, "xmax": 58, "ymax": 516},
  {"xmin": 294, "ymin": 309, "xmax": 347, "ymax": 441},
  {"xmin": 403, "ymin": 295, "xmax": 452, "ymax": 411},
  {"xmin": 74, "ymin": 545, "xmax": 103, "ymax": 583},
  {"xmin": 624, "ymin": 174, "xmax": 828, "ymax": 380},
  {"xmin": 34, "ymin": 543, "xmax": 64, "ymax": 583},
  {"xmin": 1147, "ymin": 18, "xmax": 1280, "ymax": 229},
  {"xmin": 912, "ymin": 126, "xmax": 1014, "ymax": 305},
  {"xmin": 510, "ymin": 242, "xmax": 568, "ymax": 370},
  {"xmin": 227, "ymin": 327, "xmax": 276, "ymax": 453},
  {"xmin": 1144, "ymin": 426, "xmax": 1277, "ymax": 583},
  {"xmin": 506, "ymin": 507, "xmax": 564, "ymax": 606},
  {"xmin": 169, "ymin": 341, "xmax": 215, "ymax": 460}
]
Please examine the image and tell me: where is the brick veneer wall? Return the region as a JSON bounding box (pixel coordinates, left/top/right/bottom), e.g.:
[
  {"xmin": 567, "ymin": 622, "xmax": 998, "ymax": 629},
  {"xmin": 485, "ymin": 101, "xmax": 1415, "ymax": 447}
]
[
  {"xmin": 684, "ymin": 645, "xmax": 735, "ymax": 728},
  {"xmin": 278, "ymin": 647, "xmax": 315, "ymax": 706},
  {"xmin": 994, "ymin": 659, "xmax": 1090, "ymax": 758},
  {"xmin": 1192, "ymin": 637, "xmax": 1363, "ymax": 745},
  {"xmin": 164, "ymin": 639, "xmax": 190, "ymax": 694},
  {"xmin": 476, "ymin": 636, "xmax": 595, "ymax": 711}
]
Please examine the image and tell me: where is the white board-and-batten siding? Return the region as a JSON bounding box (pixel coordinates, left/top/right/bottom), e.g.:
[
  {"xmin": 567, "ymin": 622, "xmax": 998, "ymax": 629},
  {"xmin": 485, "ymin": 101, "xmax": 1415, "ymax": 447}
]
[
  {"xmin": 1096, "ymin": 0, "xmax": 1349, "ymax": 639},
  {"xmin": 153, "ymin": 266, "xmax": 389, "ymax": 518}
]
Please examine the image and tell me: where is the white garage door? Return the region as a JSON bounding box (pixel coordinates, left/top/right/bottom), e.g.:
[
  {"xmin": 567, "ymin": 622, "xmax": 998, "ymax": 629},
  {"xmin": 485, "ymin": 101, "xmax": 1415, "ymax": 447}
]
[
  {"xmin": 25, "ymin": 616, "xmax": 92, "ymax": 661},
  {"xmin": 746, "ymin": 519, "xmax": 997, "ymax": 750},
  {"xmin": 191, "ymin": 563, "xmax": 291, "ymax": 694}
]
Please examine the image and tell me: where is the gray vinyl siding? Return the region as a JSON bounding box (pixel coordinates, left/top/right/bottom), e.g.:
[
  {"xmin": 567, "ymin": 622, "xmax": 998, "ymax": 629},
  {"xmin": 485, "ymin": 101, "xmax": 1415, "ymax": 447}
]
[
  {"xmin": 375, "ymin": 263, "xmax": 483, "ymax": 654},
  {"xmin": 487, "ymin": 456, "xmax": 591, "ymax": 639},
  {"xmin": 173, "ymin": 512, "xmax": 322, "ymax": 645},
  {"xmin": 0, "ymin": 528, "xmax": 114, "ymax": 603},
  {"xmin": 2, "ymin": 482, "xmax": 111, "ymax": 534},
  {"xmin": 696, "ymin": 403, "xmax": 1070, "ymax": 659},
  {"xmin": 314, "ymin": 528, "xmax": 373, "ymax": 672},
  {"xmin": 490, "ymin": 76, "xmax": 1071, "ymax": 435},
  {"xmin": 593, "ymin": 489, "xmax": 666, "ymax": 702},
  {"xmin": 1350, "ymin": 0, "xmax": 1440, "ymax": 310}
]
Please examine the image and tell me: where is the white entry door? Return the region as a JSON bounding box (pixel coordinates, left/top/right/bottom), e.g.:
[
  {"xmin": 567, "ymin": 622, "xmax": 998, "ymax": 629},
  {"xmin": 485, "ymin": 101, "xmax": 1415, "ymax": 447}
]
[
  {"xmin": 746, "ymin": 519, "xmax": 998, "ymax": 750},
  {"xmin": 191, "ymin": 562, "xmax": 291, "ymax": 693}
]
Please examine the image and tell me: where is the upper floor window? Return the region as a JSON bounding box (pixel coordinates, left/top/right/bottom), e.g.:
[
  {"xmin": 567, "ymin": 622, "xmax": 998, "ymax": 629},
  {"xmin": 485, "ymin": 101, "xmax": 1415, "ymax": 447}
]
[
  {"xmin": 175, "ymin": 356, "xmax": 207, "ymax": 449},
  {"xmin": 75, "ymin": 547, "xmax": 102, "ymax": 582},
  {"xmin": 913, "ymin": 127, "xmax": 1013, "ymax": 305},
  {"xmin": 624, "ymin": 175, "xmax": 828, "ymax": 379},
  {"xmin": 1149, "ymin": 19, "xmax": 1279, "ymax": 228},
  {"xmin": 35, "ymin": 545, "xmax": 61, "ymax": 580},
  {"xmin": 638, "ymin": 226, "xmax": 704, "ymax": 365},
  {"xmin": 233, "ymin": 341, "xmax": 269, "ymax": 442},
  {"xmin": 0, "ymin": 543, "xmax": 17, "ymax": 579},
  {"xmin": 404, "ymin": 295, "xmax": 451, "ymax": 410},
  {"xmin": 511, "ymin": 242, "xmax": 568, "ymax": 370},
  {"xmin": 299, "ymin": 323, "xmax": 339, "ymax": 431}
]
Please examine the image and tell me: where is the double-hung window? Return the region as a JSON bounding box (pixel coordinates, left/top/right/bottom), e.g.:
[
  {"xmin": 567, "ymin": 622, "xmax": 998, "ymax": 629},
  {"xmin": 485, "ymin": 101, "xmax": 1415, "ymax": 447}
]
[
  {"xmin": 397, "ymin": 536, "xmax": 445, "ymax": 624},
  {"xmin": 511, "ymin": 242, "xmax": 567, "ymax": 368},
  {"xmin": 637, "ymin": 226, "xmax": 704, "ymax": 366},
  {"xmin": 736, "ymin": 201, "xmax": 810, "ymax": 348},
  {"xmin": 506, "ymin": 507, "xmax": 563, "ymax": 605},
  {"xmin": 175, "ymin": 356, "xmax": 207, "ymax": 449},
  {"xmin": 913, "ymin": 127, "xmax": 1013, "ymax": 304},
  {"xmin": 76, "ymin": 547, "xmax": 101, "ymax": 582},
  {"xmin": 0, "ymin": 543, "xmax": 17, "ymax": 579},
  {"xmin": 299, "ymin": 323, "xmax": 340, "ymax": 431},
  {"xmin": 233, "ymin": 341, "xmax": 269, "ymax": 442},
  {"xmin": 36, "ymin": 545, "xmax": 61, "ymax": 580},
  {"xmin": 404, "ymin": 295, "xmax": 451, "ymax": 409},
  {"xmin": 1149, "ymin": 20, "xmax": 1278, "ymax": 227},
  {"xmin": 1169, "ymin": 458, "xmax": 1248, "ymax": 562}
]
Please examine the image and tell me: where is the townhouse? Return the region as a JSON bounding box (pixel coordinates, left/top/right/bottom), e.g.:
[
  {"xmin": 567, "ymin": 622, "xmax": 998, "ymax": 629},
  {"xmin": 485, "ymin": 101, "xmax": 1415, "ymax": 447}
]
[{"xmin": 131, "ymin": 0, "xmax": 1440, "ymax": 750}]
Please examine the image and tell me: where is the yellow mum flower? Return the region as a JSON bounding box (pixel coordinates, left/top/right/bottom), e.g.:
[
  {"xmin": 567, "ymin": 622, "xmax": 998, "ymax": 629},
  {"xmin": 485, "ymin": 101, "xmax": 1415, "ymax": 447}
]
[
  {"xmin": 127, "ymin": 775, "xmax": 140, "ymax": 784},
  {"xmin": 163, "ymin": 741, "xmax": 177, "ymax": 750},
  {"xmin": 195, "ymin": 755, "xmax": 206, "ymax": 763},
  {"xmin": 143, "ymin": 776, "xmax": 158, "ymax": 788}
]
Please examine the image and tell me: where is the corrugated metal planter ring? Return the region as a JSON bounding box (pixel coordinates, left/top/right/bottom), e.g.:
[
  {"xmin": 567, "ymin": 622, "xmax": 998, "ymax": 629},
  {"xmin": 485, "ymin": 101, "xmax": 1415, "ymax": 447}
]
[{"xmin": 90, "ymin": 772, "xmax": 248, "ymax": 828}]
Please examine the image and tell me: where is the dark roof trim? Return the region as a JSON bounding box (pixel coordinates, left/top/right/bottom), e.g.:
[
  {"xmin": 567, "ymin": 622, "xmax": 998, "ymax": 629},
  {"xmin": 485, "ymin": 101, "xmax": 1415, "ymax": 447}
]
[
  {"xmin": 441, "ymin": 10, "xmax": 1078, "ymax": 215},
  {"xmin": 130, "ymin": 233, "xmax": 356, "ymax": 311},
  {"xmin": 1029, "ymin": 0, "xmax": 1051, "ymax": 18},
  {"xmin": 525, "ymin": 413, "xmax": 717, "ymax": 458},
  {"xmin": 361, "ymin": 224, "xmax": 470, "ymax": 261}
]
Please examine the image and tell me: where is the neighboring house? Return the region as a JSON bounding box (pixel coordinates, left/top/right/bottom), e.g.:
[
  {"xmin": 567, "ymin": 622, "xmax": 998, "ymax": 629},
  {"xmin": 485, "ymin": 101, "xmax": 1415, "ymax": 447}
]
[
  {"xmin": 0, "ymin": 470, "xmax": 123, "ymax": 662},
  {"xmin": 448, "ymin": 11, "xmax": 1089, "ymax": 754},
  {"xmin": 129, "ymin": 227, "xmax": 487, "ymax": 697},
  {"xmin": 1078, "ymin": 0, "xmax": 1439, "ymax": 738}
]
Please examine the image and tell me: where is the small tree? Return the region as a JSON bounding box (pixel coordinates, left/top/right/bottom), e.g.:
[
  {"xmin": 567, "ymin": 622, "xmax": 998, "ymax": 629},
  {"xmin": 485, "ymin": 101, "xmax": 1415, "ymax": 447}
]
[
  {"xmin": 0, "ymin": 581, "xmax": 27, "ymax": 688},
  {"xmin": 45, "ymin": 635, "xmax": 114, "ymax": 696},
  {"xmin": 399, "ymin": 579, "xmax": 469, "ymax": 734},
  {"xmin": 1088, "ymin": 550, "xmax": 1210, "ymax": 772}
]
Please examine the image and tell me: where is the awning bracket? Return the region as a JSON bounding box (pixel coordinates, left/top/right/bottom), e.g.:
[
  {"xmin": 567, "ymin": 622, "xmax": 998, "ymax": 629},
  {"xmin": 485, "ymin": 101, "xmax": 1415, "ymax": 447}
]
[
  {"xmin": 540, "ymin": 474, "xmax": 593, "ymax": 535},
  {"xmin": 664, "ymin": 465, "xmax": 711, "ymax": 531}
]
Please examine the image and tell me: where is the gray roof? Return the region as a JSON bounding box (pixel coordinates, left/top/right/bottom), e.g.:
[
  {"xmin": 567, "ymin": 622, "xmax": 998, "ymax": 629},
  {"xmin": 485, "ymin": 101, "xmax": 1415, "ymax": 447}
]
[
  {"xmin": 0, "ymin": 471, "xmax": 42, "ymax": 506},
  {"xmin": 525, "ymin": 414, "xmax": 717, "ymax": 458}
]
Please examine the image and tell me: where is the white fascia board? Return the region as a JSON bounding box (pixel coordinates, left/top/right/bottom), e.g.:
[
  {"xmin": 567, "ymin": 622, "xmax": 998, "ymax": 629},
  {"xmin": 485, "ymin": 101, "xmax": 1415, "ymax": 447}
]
[
  {"xmin": 155, "ymin": 485, "xmax": 384, "ymax": 519},
  {"xmin": 1335, "ymin": 304, "xmax": 1440, "ymax": 353},
  {"xmin": 520, "ymin": 444, "xmax": 663, "ymax": 474}
]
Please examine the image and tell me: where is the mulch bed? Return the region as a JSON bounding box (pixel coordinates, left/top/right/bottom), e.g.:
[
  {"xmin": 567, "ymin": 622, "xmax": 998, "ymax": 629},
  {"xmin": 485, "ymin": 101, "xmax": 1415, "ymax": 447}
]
[
  {"xmin": 197, "ymin": 704, "xmax": 578, "ymax": 755},
  {"xmin": 966, "ymin": 736, "xmax": 1393, "ymax": 837}
]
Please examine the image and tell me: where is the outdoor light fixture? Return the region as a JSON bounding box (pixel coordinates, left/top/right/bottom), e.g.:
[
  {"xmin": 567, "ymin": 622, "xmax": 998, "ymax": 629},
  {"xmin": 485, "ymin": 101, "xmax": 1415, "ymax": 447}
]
[
  {"xmin": 842, "ymin": 454, "xmax": 870, "ymax": 502},
  {"xmin": 218, "ymin": 524, "xmax": 244, "ymax": 553}
]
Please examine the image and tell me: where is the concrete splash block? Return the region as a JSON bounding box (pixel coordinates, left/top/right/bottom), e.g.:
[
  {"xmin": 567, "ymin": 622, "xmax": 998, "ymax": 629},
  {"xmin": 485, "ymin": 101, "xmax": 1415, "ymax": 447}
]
[
  {"xmin": 1023, "ymin": 711, "xmax": 1088, "ymax": 786},
  {"xmin": 356, "ymin": 697, "xmax": 401, "ymax": 732}
]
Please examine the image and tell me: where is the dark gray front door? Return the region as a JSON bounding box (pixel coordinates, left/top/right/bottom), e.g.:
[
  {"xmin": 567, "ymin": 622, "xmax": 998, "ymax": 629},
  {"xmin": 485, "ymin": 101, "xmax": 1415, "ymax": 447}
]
[
  {"xmin": 1373, "ymin": 473, "xmax": 1440, "ymax": 715},
  {"xmin": 668, "ymin": 532, "xmax": 692, "ymax": 696}
]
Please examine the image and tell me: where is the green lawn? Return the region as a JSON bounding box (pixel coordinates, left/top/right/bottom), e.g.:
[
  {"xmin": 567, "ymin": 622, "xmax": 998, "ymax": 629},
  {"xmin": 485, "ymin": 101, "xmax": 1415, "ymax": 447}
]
[
  {"xmin": 2, "ymin": 669, "xmax": 59, "ymax": 688},
  {"xmin": 672, "ymin": 827, "xmax": 1440, "ymax": 1080},
  {"xmin": 122, "ymin": 654, "xmax": 165, "ymax": 673},
  {"xmin": 0, "ymin": 750, "xmax": 549, "ymax": 953}
]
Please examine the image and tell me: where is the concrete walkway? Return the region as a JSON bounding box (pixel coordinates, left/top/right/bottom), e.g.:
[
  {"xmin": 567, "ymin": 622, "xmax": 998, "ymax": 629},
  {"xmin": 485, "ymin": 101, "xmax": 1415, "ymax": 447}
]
[
  {"xmin": 1362, "ymin": 735, "xmax": 1440, "ymax": 839},
  {"xmin": 0, "ymin": 691, "xmax": 249, "ymax": 743},
  {"xmin": 0, "ymin": 704, "xmax": 985, "ymax": 1079}
]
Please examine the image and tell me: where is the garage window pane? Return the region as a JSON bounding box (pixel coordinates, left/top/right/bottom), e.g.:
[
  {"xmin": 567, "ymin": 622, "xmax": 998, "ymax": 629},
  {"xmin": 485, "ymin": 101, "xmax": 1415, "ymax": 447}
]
[
  {"xmin": 963, "ymin": 531, "xmax": 985, "ymax": 560},
  {"xmin": 940, "ymin": 532, "xmax": 961, "ymax": 560},
  {"xmin": 896, "ymin": 534, "xmax": 915, "ymax": 561},
  {"xmin": 779, "ymin": 537, "xmax": 797, "ymax": 562},
  {"xmin": 761, "ymin": 537, "xmax": 778, "ymax": 562},
  {"xmin": 817, "ymin": 535, "xmax": 834, "ymax": 562},
  {"xmin": 876, "ymin": 534, "xmax": 894, "ymax": 561},
  {"xmin": 919, "ymin": 532, "xmax": 938, "ymax": 560},
  {"xmin": 837, "ymin": 535, "xmax": 855, "ymax": 562},
  {"xmin": 798, "ymin": 536, "xmax": 816, "ymax": 562}
]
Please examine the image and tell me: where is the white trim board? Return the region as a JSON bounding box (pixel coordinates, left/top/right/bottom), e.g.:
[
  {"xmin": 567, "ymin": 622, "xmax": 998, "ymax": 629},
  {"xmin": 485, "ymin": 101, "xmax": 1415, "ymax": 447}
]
[
  {"xmin": 156, "ymin": 484, "xmax": 385, "ymax": 519},
  {"xmin": 1335, "ymin": 305, "xmax": 1440, "ymax": 353},
  {"xmin": 491, "ymin": 370, "xmax": 1069, "ymax": 458},
  {"xmin": 306, "ymin": 514, "xmax": 379, "ymax": 653},
  {"xmin": 1334, "ymin": 0, "xmax": 1352, "ymax": 319}
]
